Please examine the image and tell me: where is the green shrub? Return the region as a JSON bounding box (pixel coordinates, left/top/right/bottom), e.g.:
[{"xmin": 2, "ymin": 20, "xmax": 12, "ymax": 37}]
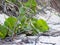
[
  {"xmin": 0, "ymin": 25, "xmax": 7, "ymax": 39},
  {"xmin": 0, "ymin": 0, "xmax": 49, "ymax": 39}
]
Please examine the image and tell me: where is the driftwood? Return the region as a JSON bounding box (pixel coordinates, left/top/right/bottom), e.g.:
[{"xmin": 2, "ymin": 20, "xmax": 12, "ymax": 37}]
[
  {"xmin": 50, "ymin": 0, "xmax": 60, "ymax": 12},
  {"xmin": 0, "ymin": 0, "xmax": 60, "ymax": 16},
  {"xmin": 36, "ymin": 0, "xmax": 60, "ymax": 13}
]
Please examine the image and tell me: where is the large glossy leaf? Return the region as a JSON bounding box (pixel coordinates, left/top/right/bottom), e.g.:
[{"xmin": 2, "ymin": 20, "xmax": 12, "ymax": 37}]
[
  {"xmin": 19, "ymin": 15, "xmax": 27, "ymax": 24},
  {"xmin": 31, "ymin": 0, "xmax": 37, "ymax": 12},
  {"xmin": 6, "ymin": 0, "xmax": 17, "ymax": 3},
  {"xmin": 24, "ymin": 0, "xmax": 37, "ymax": 12},
  {"xmin": 33, "ymin": 19, "xmax": 49, "ymax": 32},
  {"xmin": 4, "ymin": 16, "xmax": 17, "ymax": 30},
  {"xmin": 4, "ymin": 16, "xmax": 17, "ymax": 36},
  {"xmin": 24, "ymin": 0, "xmax": 36, "ymax": 7},
  {"xmin": 19, "ymin": 7, "xmax": 26, "ymax": 15},
  {"xmin": 0, "ymin": 25, "xmax": 7, "ymax": 39}
]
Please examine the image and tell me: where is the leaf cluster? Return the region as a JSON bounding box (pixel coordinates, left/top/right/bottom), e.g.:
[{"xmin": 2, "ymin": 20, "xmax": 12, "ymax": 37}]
[{"xmin": 0, "ymin": 0, "xmax": 49, "ymax": 39}]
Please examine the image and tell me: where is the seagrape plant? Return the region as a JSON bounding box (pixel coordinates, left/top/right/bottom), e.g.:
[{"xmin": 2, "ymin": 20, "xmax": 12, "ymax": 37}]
[{"xmin": 0, "ymin": 0, "xmax": 49, "ymax": 39}]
